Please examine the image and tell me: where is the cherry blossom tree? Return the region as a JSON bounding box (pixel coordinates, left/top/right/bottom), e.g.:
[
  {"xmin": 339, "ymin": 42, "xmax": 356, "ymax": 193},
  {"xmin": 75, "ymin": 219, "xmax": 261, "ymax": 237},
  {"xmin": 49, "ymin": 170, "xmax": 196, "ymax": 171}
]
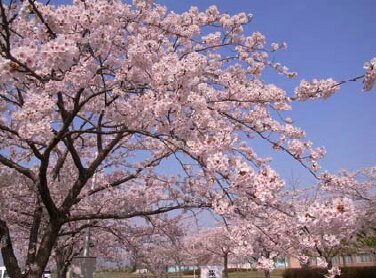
[
  {"xmin": 291, "ymin": 196, "xmax": 357, "ymax": 277},
  {"xmin": 321, "ymin": 167, "xmax": 376, "ymax": 255},
  {"xmin": 53, "ymin": 237, "xmax": 83, "ymax": 278},
  {"xmin": 0, "ymin": 0, "xmax": 374, "ymax": 277},
  {"xmin": 226, "ymin": 184, "xmax": 362, "ymax": 278},
  {"xmin": 230, "ymin": 214, "xmax": 290, "ymax": 278},
  {"xmin": 103, "ymin": 216, "xmax": 190, "ymax": 278},
  {"xmin": 52, "ymin": 223, "xmax": 130, "ymax": 278},
  {"xmin": 184, "ymin": 226, "xmax": 238, "ymax": 278}
]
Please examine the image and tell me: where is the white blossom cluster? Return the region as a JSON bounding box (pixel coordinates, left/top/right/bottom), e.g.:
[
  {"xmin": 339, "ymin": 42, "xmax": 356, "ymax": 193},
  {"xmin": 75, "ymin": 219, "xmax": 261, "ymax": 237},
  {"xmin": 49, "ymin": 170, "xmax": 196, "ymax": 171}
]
[{"xmin": 363, "ymin": 57, "xmax": 376, "ymax": 92}]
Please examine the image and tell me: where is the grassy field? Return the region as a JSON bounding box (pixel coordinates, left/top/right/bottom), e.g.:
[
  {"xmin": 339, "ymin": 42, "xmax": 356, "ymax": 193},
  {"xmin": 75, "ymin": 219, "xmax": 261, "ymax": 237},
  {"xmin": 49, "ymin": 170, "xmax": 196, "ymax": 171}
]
[{"xmin": 94, "ymin": 269, "xmax": 284, "ymax": 278}]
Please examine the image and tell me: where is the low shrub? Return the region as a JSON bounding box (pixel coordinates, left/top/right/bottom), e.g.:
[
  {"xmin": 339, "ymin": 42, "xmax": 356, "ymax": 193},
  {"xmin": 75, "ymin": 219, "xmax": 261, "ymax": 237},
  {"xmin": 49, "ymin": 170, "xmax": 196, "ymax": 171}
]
[
  {"xmin": 226, "ymin": 268, "xmax": 254, "ymax": 273},
  {"xmin": 340, "ymin": 266, "xmax": 376, "ymax": 278},
  {"xmin": 282, "ymin": 268, "xmax": 327, "ymax": 278},
  {"xmin": 282, "ymin": 266, "xmax": 376, "ymax": 278},
  {"xmin": 179, "ymin": 269, "xmax": 201, "ymax": 275}
]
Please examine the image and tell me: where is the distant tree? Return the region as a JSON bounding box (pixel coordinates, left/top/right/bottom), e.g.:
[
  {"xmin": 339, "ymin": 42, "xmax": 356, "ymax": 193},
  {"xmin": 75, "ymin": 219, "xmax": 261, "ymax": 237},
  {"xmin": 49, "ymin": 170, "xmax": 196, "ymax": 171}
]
[{"xmin": 185, "ymin": 226, "xmax": 238, "ymax": 278}]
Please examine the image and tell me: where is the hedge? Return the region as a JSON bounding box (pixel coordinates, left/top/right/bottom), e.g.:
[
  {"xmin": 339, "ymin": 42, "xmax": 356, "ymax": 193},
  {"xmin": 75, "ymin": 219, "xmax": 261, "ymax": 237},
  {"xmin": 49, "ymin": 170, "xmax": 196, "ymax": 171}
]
[{"xmin": 282, "ymin": 266, "xmax": 376, "ymax": 278}]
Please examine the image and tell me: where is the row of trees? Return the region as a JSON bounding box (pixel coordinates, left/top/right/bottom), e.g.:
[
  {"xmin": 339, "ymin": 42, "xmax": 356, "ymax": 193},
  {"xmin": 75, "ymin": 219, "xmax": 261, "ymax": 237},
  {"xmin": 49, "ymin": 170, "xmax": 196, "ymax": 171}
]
[
  {"xmin": 100, "ymin": 171, "xmax": 374, "ymax": 278},
  {"xmin": 0, "ymin": 0, "xmax": 375, "ymax": 277}
]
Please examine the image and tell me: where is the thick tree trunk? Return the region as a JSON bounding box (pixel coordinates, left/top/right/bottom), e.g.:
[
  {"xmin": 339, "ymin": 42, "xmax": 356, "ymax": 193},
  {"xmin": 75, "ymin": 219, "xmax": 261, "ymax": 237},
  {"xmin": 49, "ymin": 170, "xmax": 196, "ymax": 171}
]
[
  {"xmin": 264, "ymin": 270, "xmax": 271, "ymax": 278},
  {"xmin": 223, "ymin": 252, "xmax": 229, "ymax": 278},
  {"xmin": 25, "ymin": 221, "xmax": 63, "ymax": 278},
  {"xmin": 0, "ymin": 219, "xmax": 22, "ymax": 278},
  {"xmin": 26, "ymin": 204, "xmax": 43, "ymax": 269},
  {"xmin": 58, "ymin": 266, "xmax": 69, "ymax": 278},
  {"xmin": 56, "ymin": 253, "xmax": 69, "ymax": 278}
]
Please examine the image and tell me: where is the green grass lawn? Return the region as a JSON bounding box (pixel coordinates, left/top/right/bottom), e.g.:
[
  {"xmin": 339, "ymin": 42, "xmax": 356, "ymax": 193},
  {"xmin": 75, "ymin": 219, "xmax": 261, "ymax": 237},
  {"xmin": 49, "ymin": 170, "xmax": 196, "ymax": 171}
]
[{"xmin": 94, "ymin": 269, "xmax": 284, "ymax": 278}]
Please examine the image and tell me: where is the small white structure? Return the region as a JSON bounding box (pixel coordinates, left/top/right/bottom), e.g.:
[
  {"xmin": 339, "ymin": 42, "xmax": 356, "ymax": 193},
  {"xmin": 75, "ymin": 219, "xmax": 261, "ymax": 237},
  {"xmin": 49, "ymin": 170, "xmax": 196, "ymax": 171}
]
[
  {"xmin": 200, "ymin": 265, "xmax": 223, "ymax": 278},
  {"xmin": 135, "ymin": 269, "xmax": 148, "ymax": 274},
  {"xmin": 42, "ymin": 270, "xmax": 52, "ymax": 278},
  {"xmin": 0, "ymin": 267, "xmax": 8, "ymax": 278}
]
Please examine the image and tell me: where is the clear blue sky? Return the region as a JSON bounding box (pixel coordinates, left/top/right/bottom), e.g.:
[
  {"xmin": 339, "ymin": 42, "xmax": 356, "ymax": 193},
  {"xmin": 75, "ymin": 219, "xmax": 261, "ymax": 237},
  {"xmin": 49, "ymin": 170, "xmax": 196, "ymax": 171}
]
[
  {"xmin": 52, "ymin": 0, "xmax": 376, "ymax": 185},
  {"xmin": 155, "ymin": 0, "xmax": 376, "ymax": 185}
]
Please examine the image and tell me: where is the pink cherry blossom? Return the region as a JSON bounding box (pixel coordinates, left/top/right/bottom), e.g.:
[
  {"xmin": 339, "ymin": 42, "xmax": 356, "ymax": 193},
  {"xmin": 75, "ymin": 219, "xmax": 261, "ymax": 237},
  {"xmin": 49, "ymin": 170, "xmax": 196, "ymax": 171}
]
[
  {"xmin": 0, "ymin": 1, "xmax": 373, "ymax": 277},
  {"xmin": 363, "ymin": 57, "xmax": 376, "ymax": 91}
]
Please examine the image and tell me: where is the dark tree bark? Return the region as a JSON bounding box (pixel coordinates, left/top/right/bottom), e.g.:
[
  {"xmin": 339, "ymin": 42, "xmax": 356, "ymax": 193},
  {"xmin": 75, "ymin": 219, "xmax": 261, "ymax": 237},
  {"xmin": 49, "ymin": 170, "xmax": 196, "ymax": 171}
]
[
  {"xmin": 26, "ymin": 220, "xmax": 63, "ymax": 278},
  {"xmin": 223, "ymin": 252, "xmax": 229, "ymax": 278},
  {"xmin": 55, "ymin": 250, "xmax": 70, "ymax": 278},
  {"xmin": 56, "ymin": 261, "xmax": 69, "ymax": 278},
  {"xmin": 25, "ymin": 202, "xmax": 43, "ymax": 270},
  {"xmin": 0, "ymin": 219, "xmax": 22, "ymax": 278},
  {"xmin": 326, "ymin": 257, "xmax": 333, "ymax": 270}
]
